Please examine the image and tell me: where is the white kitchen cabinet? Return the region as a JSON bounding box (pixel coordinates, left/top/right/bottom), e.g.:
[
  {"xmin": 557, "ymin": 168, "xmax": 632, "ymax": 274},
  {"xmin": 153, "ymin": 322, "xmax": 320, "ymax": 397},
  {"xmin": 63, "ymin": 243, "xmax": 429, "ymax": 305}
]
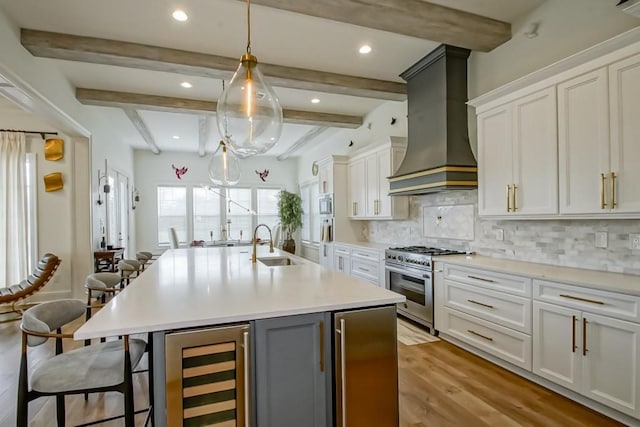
[
  {"xmin": 319, "ymin": 242, "xmax": 333, "ymax": 270},
  {"xmin": 348, "ymin": 140, "xmax": 408, "ymax": 220},
  {"xmin": 333, "ymin": 244, "xmax": 351, "ymax": 275},
  {"xmin": 347, "ymin": 158, "xmax": 366, "ymax": 218},
  {"xmin": 533, "ymin": 300, "xmax": 640, "ymax": 417},
  {"xmin": 478, "ymin": 87, "xmax": 557, "ymax": 216},
  {"xmin": 318, "ymin": 160, "xmax": 332, "ymax": 194},
  {"xmin": 608, "ymin": 53, "xmax": 640, "ymax": 213},
  {"xmin": 558, "ymin": 55, "xmax": 640, "ymax": 216},
  {"xmin": 558, "ymin": 68, "xmax": 610, "ymax": 214}
]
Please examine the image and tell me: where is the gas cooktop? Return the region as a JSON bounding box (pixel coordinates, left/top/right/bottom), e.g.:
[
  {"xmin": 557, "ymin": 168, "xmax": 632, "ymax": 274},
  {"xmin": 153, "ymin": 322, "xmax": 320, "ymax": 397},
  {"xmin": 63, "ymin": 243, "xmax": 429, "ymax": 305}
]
[{"xmin": 387, "ymin": 246, "xmax": 468, "ymax": 256}]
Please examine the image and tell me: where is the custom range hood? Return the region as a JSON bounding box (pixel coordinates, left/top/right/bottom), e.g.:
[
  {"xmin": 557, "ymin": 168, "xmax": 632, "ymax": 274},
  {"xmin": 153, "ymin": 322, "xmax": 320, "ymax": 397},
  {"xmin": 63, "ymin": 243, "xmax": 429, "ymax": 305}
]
[{"xmin": 389, "ymin": 45, "xmax": 477, "ymax": 196}]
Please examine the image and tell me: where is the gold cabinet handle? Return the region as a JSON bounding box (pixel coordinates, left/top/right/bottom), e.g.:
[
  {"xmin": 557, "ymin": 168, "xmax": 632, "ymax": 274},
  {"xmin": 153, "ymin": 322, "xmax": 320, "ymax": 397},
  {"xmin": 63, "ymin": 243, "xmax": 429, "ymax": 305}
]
[
  {"xmin": 352, "ymin": 202, "xmax": 356, "ymax": 216},
  {"xmin": 600, "ymin": 173, "xmax": 607, "ymax": 209},
  {"xmin": 559, "ymin": 294, "xmax": 605, "ymax": 305},
  {"xmin": 512, "ymin": 184, "xmax": 518, "ymax": 212},
  {"xmin": 582, "ymin": 317, "xmax": 588, "ymax": 356},
  {"xmin": 611, "ymin": 172, "xmax": 617, "ymax": 209},
  {"xmin": 572, "ymin": 315, "xmax": 577, "ymax": 353},
  {"xmin": 467, "ymin": 299, "xmax": 494, "ymax": 309},
  {"xmin": 467, "ymin": 329, "xmax": 494, "ymax": 342},
  {"xmin": 319, "ymin": 321, "xmax": 325, "ymax": 372},
  {"xmin": 468, "ymin": 275, "xmax": 496, "ymax": 283},
  {"xmin": 506, "ymin": 185, "xmax": 512, "ymax": 212}
]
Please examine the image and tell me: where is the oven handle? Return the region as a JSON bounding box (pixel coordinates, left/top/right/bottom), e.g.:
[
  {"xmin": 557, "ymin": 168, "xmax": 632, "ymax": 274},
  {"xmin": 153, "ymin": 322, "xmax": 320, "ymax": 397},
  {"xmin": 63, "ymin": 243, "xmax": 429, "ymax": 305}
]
[{"xmin": 385, "ymin": 265, "xmax": 431, "ymax": 280}]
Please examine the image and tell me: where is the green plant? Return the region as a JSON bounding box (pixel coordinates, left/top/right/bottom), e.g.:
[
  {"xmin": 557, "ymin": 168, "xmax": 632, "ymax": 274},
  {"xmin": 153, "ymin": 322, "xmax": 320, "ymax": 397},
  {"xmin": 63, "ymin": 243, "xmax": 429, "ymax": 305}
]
[{"xmin": 277, "ymin": 190, "xmax": 303, "ymax": 240}]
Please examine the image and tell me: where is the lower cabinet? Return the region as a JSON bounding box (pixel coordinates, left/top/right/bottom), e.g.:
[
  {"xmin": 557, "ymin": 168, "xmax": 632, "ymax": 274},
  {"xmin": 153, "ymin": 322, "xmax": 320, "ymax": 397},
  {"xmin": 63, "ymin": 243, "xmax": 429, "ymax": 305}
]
[
  {"xmin": 334, "ymin": 244, "xmax": 351, "ymax": 275},
  {"xmin": 162, "ymin": 306, "xmax": 399, "ymax": 426},
  {"xmin": 533, "ymin": 300, "xmax": 640, "ymax": 417},
  {"xmin": 254, "ymin": 313, "xmax": 332, "ymax": 427}
]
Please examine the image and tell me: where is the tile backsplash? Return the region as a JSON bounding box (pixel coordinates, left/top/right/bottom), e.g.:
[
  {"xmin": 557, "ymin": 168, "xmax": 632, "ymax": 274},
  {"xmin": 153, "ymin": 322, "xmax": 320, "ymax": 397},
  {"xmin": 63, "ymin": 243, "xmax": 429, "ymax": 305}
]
[{"xmin": 367, "ymin": 190, "xmax": 640, "ymax": 275}]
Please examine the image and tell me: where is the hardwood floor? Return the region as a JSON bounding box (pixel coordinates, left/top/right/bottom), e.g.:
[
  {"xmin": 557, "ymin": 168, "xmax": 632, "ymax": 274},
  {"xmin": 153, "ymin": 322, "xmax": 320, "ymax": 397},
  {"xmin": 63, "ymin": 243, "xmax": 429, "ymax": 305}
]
[{"xmin": 0, "ymin": 315, "xmax": 625, "ymax": 426}]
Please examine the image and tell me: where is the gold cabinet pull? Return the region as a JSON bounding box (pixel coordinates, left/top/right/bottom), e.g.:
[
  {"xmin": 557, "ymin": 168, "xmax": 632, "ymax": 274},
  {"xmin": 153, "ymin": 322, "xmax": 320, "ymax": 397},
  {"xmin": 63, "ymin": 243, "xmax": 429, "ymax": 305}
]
[
  {"xmin": 572, "ymin": 315, "xmax": 577, "ymax": 353},
  {"xmin": 506, "ymin": 185, "xmax": 512, "ymax": 212},
  {"xmin": 352, "ymin": 202, "xmax": 356, "ymax": 216},
  {"xmin": 600, "ymin": 173, "xmax": 607, "ymax": 209},
  {"xmin": 468, "ymin": 275, "xmax": 496, "ymax": 283},
  {"xmin": 512, "ymin": 184, "xmax": 518, "ymax": 212},
  {"xmin": 559, "ymin": 294, "xmax": 605, "ymax": 305},
  {"xmin": 467, "ymin": 299, "xmax": 494, "ymax": 309},
  {"xmin": 611, "ymin": 172, "xmax": 617, "ymax": 209},
  {"xmin": 319, "ymin": 321, "xmax": 325, "ymax": 372},
  {"xmin": 582, "ymin": 318, "xmax": 588, "ymax": 356},
  {"xmin": 467, "ymin": 329, "xmax": 494, "ymax": 342}
]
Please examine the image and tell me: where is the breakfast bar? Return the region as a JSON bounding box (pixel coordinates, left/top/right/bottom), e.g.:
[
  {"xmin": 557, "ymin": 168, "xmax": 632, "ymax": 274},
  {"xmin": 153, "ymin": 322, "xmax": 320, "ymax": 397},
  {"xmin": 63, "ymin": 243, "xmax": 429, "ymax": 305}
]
[{"xmin": 75, "ymin": 246, "xmax": 405, "ymax": 426}]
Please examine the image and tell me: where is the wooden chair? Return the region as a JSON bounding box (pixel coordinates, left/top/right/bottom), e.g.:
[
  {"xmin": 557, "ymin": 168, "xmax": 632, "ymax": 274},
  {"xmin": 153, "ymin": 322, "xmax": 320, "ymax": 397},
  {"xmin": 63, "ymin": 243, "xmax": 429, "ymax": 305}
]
[
  {"xmin": 17, "ymin": 299, "xmax": 147, "ymax": 426},
  {"xmin": 0, "ymin": 253, "xmax": 61, "ymax": 317}
]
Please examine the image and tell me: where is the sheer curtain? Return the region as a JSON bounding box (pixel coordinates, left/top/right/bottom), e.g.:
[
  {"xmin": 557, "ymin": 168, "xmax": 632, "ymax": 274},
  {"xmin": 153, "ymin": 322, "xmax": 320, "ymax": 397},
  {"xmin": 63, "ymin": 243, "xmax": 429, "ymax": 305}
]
[{"xmin": 0, "ymin": 132, "xmax": 28, "ymax": 286}]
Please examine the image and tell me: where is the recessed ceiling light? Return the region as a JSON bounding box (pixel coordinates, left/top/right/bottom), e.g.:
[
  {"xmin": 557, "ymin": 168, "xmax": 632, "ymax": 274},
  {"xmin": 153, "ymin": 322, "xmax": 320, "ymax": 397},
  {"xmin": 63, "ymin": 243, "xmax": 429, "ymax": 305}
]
[
  {"xmin": 180, "ymin": 81, "xmax": 192, "ymax": 88},
  {"xmin": 311, "ymin": 98, "xmax": 320, "ymax": 104},
  {"xmin": 172, "ymin": 135, "xmax": 180, "ymax": 140},
  {"xmin": 359, "ymin": 45, "xmax": 372, "ymax": 54},
  {"xmin": 172, "ymin": 9, "xmax": 188, "ymax": 22}
]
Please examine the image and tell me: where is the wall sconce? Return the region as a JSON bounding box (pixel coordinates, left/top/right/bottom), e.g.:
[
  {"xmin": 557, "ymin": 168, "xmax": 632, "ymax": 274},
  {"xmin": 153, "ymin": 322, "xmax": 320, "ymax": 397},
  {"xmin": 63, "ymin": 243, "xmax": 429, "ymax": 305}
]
[
  {"xmin": 96, "ymin": 160, "xmax": 111, "ymax": 205},
  {"xmin": 132, "ymin": 188, "xmax": 140, "ymax": 210}
]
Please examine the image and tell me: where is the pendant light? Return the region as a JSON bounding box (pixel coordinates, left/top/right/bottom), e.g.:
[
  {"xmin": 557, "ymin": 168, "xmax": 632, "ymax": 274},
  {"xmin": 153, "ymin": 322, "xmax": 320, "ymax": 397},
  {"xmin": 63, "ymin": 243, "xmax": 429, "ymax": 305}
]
[
  {"xmin": 208, "ymin": 141, "xmax": 241, "ymax": 187},
  {"xmin": 216, "ymin": 0, "xmax": 283, "ymax": 158}
]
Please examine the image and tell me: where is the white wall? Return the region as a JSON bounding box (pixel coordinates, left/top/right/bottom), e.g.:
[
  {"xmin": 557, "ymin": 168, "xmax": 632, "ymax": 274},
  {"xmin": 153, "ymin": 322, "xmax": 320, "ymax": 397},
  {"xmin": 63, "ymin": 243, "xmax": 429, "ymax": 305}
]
[
  {"xmin": 0, "ymin": 10, "xmax": 133, "ymax": 296},
  {"xmin": 134, "ymin": 150, "xmax": 298, "ymax": 251}
]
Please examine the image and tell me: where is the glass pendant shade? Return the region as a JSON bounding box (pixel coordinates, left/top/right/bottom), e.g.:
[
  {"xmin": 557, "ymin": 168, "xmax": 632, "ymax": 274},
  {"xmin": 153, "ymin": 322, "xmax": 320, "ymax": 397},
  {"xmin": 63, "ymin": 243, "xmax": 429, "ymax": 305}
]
[
  {"xmin": 208, "ymin": 141, "xmax": 241, "ymax": 187},
  {"xmin": 217, "ymin": 53, "xmax": 283, "ymax": 158}
]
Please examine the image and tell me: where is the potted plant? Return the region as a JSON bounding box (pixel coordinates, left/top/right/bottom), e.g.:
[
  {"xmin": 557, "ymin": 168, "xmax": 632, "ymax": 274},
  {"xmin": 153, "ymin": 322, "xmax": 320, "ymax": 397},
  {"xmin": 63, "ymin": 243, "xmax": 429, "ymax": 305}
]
[{"xmin": 277, "ymin": 190, "xmax": 303, "ymax": 254}]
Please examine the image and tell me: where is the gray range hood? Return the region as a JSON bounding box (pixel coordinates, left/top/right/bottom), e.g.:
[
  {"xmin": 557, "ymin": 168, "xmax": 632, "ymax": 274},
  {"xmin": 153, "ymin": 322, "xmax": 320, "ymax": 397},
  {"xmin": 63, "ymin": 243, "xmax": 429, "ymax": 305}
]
[{"xmin": 389, "ymin": 44, "xmax": 477, "ymax": 196}]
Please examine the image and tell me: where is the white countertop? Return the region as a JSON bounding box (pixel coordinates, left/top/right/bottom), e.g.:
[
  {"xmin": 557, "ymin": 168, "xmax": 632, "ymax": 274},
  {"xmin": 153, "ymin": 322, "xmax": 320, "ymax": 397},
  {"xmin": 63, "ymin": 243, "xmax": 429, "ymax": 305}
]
[
  {"xmin": 75, "ymin": 246, "xmax": 404, "ymax": 340},
  {"xmin": 334, "ymin": 240, "xmax": 389, "ymax": 251},
  {"xmin": 436, "ymin": 254, "xmax": 640, "ymax": 296}
]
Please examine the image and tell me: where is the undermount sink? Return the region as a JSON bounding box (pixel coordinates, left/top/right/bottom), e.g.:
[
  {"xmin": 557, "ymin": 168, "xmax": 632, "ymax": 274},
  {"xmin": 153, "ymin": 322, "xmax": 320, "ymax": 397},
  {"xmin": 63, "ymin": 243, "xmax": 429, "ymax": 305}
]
[{"xmin": 257, "ymin": 256, "xmax": 298, "ymax": 267}]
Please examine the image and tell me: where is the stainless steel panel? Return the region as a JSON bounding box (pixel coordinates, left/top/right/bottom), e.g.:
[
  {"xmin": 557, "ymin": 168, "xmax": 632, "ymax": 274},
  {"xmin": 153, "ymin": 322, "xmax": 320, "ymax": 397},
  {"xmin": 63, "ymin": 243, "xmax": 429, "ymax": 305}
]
[{"xmin": 335, "ymin": 306, "xmax": 399, "ymax": 427}]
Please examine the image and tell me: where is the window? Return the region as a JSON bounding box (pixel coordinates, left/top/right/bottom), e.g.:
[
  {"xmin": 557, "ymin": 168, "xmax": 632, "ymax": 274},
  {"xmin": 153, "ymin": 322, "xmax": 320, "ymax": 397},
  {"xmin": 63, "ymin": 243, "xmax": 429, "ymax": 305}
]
[
  {"xmin": 300, "ymin": 181, "xmax": 320, "ymax": 243},
  {"xmin": 193, "ymin": 187, "xmax": 220, "ymax": 241},
  {"xmin": 256, "ymin": 188, "xmax": 280, "ymax": 240},
  {"xmin": 157, "ymin": 186, "xmax": 187, "ymax": 244},
  {"xmin": 156, "ymin": 185, "xmax": 285, "ymax": 246}
]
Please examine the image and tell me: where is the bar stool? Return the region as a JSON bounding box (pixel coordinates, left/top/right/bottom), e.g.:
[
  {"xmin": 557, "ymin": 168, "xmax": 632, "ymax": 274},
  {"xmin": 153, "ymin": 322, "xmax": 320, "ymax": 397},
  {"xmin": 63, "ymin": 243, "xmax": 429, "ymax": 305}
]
[
  {"xmin": 118, "ymin": 259, "xmax": 142, "ymax": 287},
  {"xmin": 136, "ymin": 252, "xmax": 153, "ymax": 271}
]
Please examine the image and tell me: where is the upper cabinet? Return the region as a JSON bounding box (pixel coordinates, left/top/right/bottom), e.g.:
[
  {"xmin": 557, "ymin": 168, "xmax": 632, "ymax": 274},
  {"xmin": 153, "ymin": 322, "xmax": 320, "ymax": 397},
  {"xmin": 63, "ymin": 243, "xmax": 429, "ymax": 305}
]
[
  {"xmin": 471, "ymin": 30, "xmax": 640, "ymax": 219},
  {"xmin": 318, "ymin": 160, "xmax": 332, "ymax": 194},
  {"xmin": 347, "ymin": 140, "xmax": 408, "ymax": 220},
  {"xmin": 478, "ymin": 87, "xmax": 558, "ymax": 216}
]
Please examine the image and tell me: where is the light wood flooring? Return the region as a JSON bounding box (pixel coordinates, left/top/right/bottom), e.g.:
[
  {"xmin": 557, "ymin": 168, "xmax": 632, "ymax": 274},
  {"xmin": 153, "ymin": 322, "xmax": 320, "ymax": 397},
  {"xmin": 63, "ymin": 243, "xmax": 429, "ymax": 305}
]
[{"xmin": 0, "ymin": 315, "xmax": 625, "ymax": 426}]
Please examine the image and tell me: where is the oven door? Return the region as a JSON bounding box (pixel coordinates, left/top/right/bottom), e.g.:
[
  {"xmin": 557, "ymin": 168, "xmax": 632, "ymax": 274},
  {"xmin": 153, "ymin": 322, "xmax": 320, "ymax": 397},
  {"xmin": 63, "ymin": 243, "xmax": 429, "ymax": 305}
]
[{"xmin": 385, "ymin": 264, "xmax": 432, "ymax": 327}]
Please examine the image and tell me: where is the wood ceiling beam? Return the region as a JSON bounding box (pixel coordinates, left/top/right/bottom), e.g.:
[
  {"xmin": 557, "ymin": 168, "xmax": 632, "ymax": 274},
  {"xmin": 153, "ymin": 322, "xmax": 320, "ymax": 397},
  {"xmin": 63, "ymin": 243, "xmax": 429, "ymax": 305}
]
[
  {"xmin": 76, "ymin": 88, "xmax": 363, "ymax": 129},
  {"xmin": 248, "ymin": 0, "xmax": 511, "ymax": 52},
  {"xmin": 122, "ymin": 108, "xmax": 161, "ymax": 154},
  {"xmin": 22, "ymin": 29, "xmax": 406, "ymax": 101}
]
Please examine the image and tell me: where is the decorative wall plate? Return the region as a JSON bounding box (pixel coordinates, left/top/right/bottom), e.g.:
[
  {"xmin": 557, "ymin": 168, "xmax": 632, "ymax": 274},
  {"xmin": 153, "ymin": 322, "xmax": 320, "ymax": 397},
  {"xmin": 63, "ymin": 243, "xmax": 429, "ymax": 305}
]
[
  {"xmin": 44, "ymin": 138, "xmax": 64, "ymax": 161},
  {"xmin": 311, "ymin": 161, "xmax": 319, "ymax": 176},
  {"xmin": 43, "ymin": 172, "xmax": 64, "ymax": 192}
]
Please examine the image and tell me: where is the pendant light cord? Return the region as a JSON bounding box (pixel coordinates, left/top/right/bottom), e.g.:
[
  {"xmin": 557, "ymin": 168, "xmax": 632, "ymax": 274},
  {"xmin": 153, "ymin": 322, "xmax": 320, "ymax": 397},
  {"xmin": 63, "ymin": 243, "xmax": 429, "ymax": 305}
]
[{"xmin": 246, "ymin": 0, "xmax": 252, "ymax": 54}]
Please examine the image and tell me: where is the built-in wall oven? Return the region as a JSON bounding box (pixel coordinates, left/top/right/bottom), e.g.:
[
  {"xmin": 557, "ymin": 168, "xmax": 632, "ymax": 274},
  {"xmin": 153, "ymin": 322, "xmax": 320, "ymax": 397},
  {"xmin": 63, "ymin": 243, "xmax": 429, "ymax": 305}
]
[{"xmin": 385, "ymin": 246, "xmax": 467, "ymax": 332}]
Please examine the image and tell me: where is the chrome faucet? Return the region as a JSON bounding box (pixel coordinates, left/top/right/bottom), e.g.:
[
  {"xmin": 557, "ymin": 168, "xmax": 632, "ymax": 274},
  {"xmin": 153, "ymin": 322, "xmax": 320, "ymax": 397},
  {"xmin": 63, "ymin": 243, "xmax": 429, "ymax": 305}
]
[{"xmin": 252, "ymin": 224, "xmax": 274, "ymax": 263}]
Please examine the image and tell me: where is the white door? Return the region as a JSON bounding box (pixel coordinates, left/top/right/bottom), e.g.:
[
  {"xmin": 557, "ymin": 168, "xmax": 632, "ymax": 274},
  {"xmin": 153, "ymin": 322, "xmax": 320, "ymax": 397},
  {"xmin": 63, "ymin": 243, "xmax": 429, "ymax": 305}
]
[
  {"xmin": 532, "ymin": 301, "xmax": 582, "ymax": 393},
  {"xmin": 558, "ymin": 68, "xmax": 610, "ymax": 214},
  {"xmin": 581, "ymin": 312, "xmax": 640, "ymax": 417},
  {"xmin": 477, "ymin": 104, "xmax": 513, "ymax": 216},
  {"xmin": 106, "ymin": 170, "xmax": 130, "ymax": 256},
  {"xmin": 511, "ymin": 87, "xmax": 558, "ymax": 215},
  {"xmin": 348, "ymin": 159, "xmax": 366, "ymax": 218},
  {"xmin": 609, "ymin": 53, "xmax": 640, "ymax": 213}
]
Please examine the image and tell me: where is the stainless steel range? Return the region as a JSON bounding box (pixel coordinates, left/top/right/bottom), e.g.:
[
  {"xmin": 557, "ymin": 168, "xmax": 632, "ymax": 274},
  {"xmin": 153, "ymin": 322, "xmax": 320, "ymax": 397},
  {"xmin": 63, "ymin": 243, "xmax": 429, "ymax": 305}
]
[{"xmin": 385, "ymin": 246, "xmax": 468, "ymax": 332}]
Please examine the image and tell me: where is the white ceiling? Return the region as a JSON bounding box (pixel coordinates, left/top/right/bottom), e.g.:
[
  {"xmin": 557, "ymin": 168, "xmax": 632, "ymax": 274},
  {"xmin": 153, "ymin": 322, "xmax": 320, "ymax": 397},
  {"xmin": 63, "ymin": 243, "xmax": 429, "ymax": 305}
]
[{"xmin": 0, "ymin": 0, "xmax": 545, "ymax": 156}]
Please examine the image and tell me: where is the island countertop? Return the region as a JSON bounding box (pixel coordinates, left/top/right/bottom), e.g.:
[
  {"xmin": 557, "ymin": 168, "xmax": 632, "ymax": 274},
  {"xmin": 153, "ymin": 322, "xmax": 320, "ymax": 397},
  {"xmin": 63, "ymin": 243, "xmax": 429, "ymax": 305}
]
[{"xmin": 75, "ymin": 246, "xmax": 404, "ymax": 340}]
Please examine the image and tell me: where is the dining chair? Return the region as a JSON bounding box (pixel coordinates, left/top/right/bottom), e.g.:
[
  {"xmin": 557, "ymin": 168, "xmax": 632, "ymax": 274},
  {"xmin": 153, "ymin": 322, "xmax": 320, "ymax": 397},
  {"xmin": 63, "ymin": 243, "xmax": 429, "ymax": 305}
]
[
  {"xmin": 169, "ymin": 227, "xmax": 180, "ymax": 249},
  {"xmin": 17, "ymin": 299, "xmax": 147, "ymax": 426},
  {"xmin": 118, "ymin": 259, "xmax": 142, "ymax": 287}
]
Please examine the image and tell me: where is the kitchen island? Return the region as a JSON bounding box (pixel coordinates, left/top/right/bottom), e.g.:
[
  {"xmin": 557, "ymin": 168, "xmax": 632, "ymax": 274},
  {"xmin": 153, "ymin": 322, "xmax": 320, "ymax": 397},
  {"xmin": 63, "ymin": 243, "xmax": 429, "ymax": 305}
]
[{"xmin": 75, "ymin": 246, "xmax": 404, "ymax": 426}]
